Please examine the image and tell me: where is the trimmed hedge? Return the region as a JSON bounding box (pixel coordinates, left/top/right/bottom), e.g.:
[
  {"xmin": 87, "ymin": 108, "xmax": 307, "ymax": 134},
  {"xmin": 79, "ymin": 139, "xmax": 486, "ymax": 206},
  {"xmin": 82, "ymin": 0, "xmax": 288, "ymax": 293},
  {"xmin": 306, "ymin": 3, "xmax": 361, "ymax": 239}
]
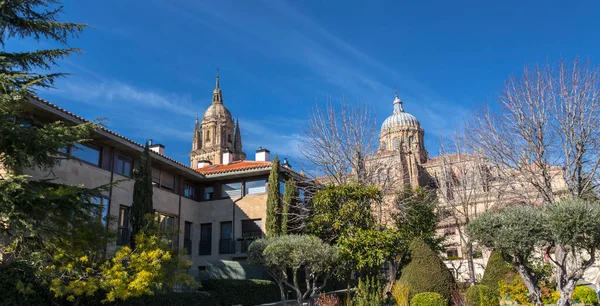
[
  {"xmin": 464, "ymin": 285, "xmax": 498, "ymax": 306},
  {"xmin": 200, "ymin": 279, "xmax": 280, "ymax": 306},
  {"xmin": 109, "ymin": 292, "xmax": 218, "ymax": 306},
  {"xmin": 410, "ymin": 292, "xmax": 446, "ymax": 306},
  {"xmin": 399, "ymin": 238, "xmax": 455, "ymax": 303},
  {"xmin": 480, "ymin": 250, "xmax": 514, "ymax": 292},
  {"xmin": 572, "ymin": 286, "xmax": 598, "ymax": 305}
]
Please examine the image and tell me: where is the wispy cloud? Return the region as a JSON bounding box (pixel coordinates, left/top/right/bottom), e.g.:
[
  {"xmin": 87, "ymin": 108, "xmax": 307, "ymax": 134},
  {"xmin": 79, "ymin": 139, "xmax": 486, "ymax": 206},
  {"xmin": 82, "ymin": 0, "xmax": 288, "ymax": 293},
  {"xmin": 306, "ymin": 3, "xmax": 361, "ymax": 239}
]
[{"xmin": 44, "ymin": 79, "xmax": 197, "ymax": 117}]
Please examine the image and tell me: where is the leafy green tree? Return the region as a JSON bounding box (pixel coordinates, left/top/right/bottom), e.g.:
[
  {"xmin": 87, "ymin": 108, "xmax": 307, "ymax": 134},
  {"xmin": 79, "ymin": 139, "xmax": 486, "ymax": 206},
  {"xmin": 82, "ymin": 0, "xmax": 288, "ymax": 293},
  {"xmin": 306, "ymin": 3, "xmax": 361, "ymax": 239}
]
[
  {"xmin": 392, "ymin": 186, "xmax": 444, "ymax": 252},
  {"xmin": 337, "ymin": 227, "xmax": 406, "ymax": 279},
  {"xmin": 480, "ymin": 250, "xmax": 514, "ymax": 292},
  {"xmin": 280, "ymin": 178, "xmax": 297, "ymax": 235},
  {"xmin": 398, "ymin": 238, "xmax": 455, "ymax": 303},
  {"xmin": 468, "ymin": 205, "xmax": 546, "ymax": 305},
  {"xmin": 131, "ymin": 143, "xmax": 154, "ymax": 246},
  {"xmin": 307, "ymin": 183, "xmax": 380, "ymax": 244},
  {"xmin": 266, "ymin": 155, "xmax": 281, "ymax": 237},
  {"xmin": 248, "ymin": 235, "xmax": 338, "ymax": 306},
  {"xmin": 351, "ymin": 276, "xmax": 384, "ymax": 306}
]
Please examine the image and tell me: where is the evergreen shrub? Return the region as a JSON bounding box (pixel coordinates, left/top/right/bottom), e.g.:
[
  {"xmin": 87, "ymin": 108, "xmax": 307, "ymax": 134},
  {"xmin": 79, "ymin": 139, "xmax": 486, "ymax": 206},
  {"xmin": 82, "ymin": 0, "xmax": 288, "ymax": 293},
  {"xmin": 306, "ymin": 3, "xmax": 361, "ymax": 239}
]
[
  {"xmin": 409, "ymin": 292, "xmax": 446, "ymax": 306},
  {"xmin": 200, "ymin": 279, "xmax": 280, "ymax": 306},
  {"xmin": 464, "ymin": 284, "xmax": 498, "ymax": 306},
  {"xmin": 480, "ymin": 250, "xmax": 514, "ymax": 292},
  {"xmin": 399, "ymin": 238, "xmax": 454, "ymax": 302}
]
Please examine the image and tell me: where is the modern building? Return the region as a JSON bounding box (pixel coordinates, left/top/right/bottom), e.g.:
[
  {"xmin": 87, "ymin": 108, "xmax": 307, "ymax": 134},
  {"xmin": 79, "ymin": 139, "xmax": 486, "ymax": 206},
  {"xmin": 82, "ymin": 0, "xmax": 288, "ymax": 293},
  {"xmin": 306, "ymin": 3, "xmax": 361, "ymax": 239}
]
[{"xmin": 18, "ymin": 76, "xmax": 304, "ymax": 279}]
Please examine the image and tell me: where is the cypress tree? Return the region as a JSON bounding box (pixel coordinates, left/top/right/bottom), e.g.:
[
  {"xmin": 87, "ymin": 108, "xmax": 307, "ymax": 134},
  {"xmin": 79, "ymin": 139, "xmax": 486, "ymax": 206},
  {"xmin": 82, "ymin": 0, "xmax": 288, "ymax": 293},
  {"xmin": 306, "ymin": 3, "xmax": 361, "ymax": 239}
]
[
  {"xmin": 130, "ymin": 143, "xmax": 154, "ymax": 244},
  {"xmin": 281, "ymin": 178, "xmax": 298, "ymax": 235},
  {"xmin": 266, "ymin": 155, "xmax": 281, "ymax": 237},
  {"xmin": 399, "ymin": 238, "xmax": 455, "ymax": 302},
  {"xmin": 480, "ymin": 250, "xmax": 514, "ymax": 292}
]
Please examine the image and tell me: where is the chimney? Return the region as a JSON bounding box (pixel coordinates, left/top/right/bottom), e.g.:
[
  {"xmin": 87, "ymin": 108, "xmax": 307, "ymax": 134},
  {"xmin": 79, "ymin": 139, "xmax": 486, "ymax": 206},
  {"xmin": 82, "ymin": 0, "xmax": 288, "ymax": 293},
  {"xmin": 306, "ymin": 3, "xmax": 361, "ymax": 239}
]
[
  {"xmin": 282, "ymin": 157, "xmax": 291, "ymax": 168},
  {"xmin": 222, "ymin": 149, "xmax": 233, "ymax": 165},
  {"xmin": 149, "ymin": 139, "xmax": 165, "ymax": 155},
  {"xmin": 255, "ymin": 146, "xmax": 270, "ymax": 162},
  {"xmin": 197, "ymin": 160, "xmax": 212, "ymax": 168}
]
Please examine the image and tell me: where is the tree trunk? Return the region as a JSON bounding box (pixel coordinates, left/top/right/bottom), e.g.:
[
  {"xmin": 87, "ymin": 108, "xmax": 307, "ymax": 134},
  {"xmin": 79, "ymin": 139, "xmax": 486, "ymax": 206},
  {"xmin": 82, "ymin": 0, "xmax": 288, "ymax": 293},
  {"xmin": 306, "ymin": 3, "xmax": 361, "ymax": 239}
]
[
  {"xmin": 555, "ymin": 278, "xmax": 576, "ymax": 306},
  {"xmin": 466, "ymin": 241, "xmax": 476, "ymax": 285},
  {"xmin": 277, "ymin": 280, "xmax": 287, "ymax": 306},
  {"xmin": 516, "ymin": 264, "xmax": 543, "ymax": 306},
  {"xmin": 292, "ymin": 269, "xmax": 303, "ymax": 306}
]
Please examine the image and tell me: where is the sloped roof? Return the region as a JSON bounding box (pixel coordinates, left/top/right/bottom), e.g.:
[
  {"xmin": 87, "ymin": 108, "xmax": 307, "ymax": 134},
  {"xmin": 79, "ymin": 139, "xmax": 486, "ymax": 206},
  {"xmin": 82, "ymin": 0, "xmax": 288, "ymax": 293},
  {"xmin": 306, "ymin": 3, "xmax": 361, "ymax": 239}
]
[
  {"xmin": 196, "ymin": 160, "xmax": 272, "ymax": 175},
  {"xmin": 28, "ymin": 95, "xmax": 196, "ymax": 172}
]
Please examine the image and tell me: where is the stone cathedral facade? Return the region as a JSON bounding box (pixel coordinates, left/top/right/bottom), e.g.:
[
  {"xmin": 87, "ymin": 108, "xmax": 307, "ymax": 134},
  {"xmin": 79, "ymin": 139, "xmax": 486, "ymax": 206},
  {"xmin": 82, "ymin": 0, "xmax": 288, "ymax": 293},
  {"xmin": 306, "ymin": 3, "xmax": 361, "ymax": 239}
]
[{"xmin": 190, "ymin": 75, "xmax": 246, "ymax": 168}]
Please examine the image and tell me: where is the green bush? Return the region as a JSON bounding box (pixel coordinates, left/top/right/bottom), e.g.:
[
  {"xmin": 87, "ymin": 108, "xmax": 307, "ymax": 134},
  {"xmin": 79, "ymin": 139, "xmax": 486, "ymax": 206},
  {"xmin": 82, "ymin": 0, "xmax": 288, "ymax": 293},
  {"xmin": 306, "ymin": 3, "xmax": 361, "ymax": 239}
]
[
  {"xmin": 480, "ymin": 250, "xmax": 514, "ymax": 292},
  {"xmin": 109, "ymin": 292, "xmax": 218, "ymax": 306},
  {"xmin": 0, "ymin": 261, "xmax": 50, "ymax": 306},
  {"xmin": 464, "ymin": 284, "xmax": 498, "ymax": 306},
  {"xmin": 200, "ymin": 279, "xmax": 280, "ymax": 306},
  {"xmin": 572, "ymin": 286, "xmax": 598, "ymax": 305},
  {"xmin": 399, "ymin": 238, "xmax": 454, "ymax": 302},
  {"xmin": 409, "ymin": 292, "xmax": 446, "ymax": 306},
  {"xmin": 351, "ymin": 277, "xmax": 383, "ymax": 306}
]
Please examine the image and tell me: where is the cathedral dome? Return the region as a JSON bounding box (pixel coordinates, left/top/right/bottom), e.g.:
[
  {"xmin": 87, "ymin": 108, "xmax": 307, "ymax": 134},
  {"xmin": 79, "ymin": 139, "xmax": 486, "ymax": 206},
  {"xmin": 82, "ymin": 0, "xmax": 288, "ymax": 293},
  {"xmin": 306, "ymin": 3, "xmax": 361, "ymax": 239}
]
[
  {"xmin": 381, "ymin": 95, "xmax": 420, "ymax": 131},
  {"xmin": 203, "ymin": 103, "xmax": 232, "ymax": 122}
]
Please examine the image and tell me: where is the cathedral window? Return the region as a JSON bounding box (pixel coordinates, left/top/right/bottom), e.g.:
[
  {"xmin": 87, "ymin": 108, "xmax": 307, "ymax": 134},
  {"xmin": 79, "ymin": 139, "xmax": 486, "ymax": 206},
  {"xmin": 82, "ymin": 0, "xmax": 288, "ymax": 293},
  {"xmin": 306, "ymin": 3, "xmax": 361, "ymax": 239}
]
[
  {"xmin": 392, "ymin": 137, "xmax": 399, "ymax": 150},
  {"xmin": 381, "ymin": 141, "xmax": 386, "ymax": 150},
  {"xmin": 408, "ymin": 136, "xmax": 414, "ymax": 147},
  {"xmin": 206, "ymin": 131, "xmax": 210, "ymax": 142},
  {"xmin": 228, "ymin": 134, "xmax": 232, "ymax": 143}
]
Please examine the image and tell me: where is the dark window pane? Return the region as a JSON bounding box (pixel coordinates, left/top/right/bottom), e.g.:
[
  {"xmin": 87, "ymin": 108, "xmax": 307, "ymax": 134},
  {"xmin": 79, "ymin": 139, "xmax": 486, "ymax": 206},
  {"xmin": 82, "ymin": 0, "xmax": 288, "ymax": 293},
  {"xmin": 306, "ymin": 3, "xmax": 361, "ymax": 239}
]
[
  {"xmin": 204, "ymin": 187, "xmax": 214, "ymax": 200},
  {"xmin": 184, "ymin": 222, "xmax": 192, "ymax": 255},
  {"xmin": 184, "ymin": 183, "xmax": 196, "ymax": 199},
  {"xmin": 71, "ymin": 143, "xmax": 101, "ymax": 166},
  {"xmin": 116, "ymin": 156, "xmax": 132, "ymax": 177},
  {"xmin": 241, "ymin": 219, "xmax": 262, "ymax": 238},
  {"xmin": 199, "ymin": 223, "xmax": 212, "ymax": 256},
  {"xmin": 219, "ymin": 222, "xmax": 233, "ymax": 254},
  {"xmin": 117, "ymin": 206, "xmax": 130, "ymax": 246}
]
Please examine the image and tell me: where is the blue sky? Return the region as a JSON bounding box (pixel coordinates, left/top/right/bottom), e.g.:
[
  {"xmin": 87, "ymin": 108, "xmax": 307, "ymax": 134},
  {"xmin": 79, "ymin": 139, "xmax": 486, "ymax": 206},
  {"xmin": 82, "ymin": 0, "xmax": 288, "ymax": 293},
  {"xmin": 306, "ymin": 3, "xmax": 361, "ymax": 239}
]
[{"xmin": 22, "ymin": 0, "xmax": 600, "ymax": 168}]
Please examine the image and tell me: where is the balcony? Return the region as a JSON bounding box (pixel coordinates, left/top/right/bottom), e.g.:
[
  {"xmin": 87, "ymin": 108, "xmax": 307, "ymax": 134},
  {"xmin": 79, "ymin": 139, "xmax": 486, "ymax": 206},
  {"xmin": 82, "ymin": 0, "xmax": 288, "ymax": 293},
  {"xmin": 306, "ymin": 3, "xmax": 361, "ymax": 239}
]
[
  {"xmin": 198, "ymin": 240, "xmax": 212, "ymax": 256},
  {"xmin": 237, "ymin": 237, "xmax": 260, "ymax": 253},
  {"xmin": 219, "ymin": 238, "xmax": 234, "ymax": 254}
]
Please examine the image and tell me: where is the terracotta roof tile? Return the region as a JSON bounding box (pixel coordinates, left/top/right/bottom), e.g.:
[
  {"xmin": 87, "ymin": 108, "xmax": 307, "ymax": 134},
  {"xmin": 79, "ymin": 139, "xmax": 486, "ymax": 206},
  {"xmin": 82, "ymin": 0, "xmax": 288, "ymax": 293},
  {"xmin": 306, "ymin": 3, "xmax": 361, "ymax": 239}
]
[
  {"xmin": 28, "ymin": 95, "xmax": 196, "ymax": 172},
  {"xmin": 196, "ymin": 160, "xmax": 272, "ymax": 175}
]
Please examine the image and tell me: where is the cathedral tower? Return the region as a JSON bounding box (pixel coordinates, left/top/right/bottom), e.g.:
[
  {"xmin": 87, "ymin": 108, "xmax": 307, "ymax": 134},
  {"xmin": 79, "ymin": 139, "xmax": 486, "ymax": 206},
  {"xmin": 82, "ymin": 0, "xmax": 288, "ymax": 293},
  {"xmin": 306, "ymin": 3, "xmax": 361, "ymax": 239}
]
[
  {"xmin": 378, "ymin": 92, "xmax": 428, "ymax": 186},
  {"xmin": 190, "ymin": 74, "xmax": 246, "ymax": 168}
]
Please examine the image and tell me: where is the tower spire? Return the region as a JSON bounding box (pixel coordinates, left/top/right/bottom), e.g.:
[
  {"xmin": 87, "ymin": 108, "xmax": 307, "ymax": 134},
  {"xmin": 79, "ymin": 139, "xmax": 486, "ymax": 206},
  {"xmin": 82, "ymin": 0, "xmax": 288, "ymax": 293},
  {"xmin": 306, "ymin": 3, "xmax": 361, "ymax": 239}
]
[
  {"xmin": 393, "ymin": 91, "xmax": 404, "ymax": 113},
  {"xmin": 212, "ymin": 69, "xmax": 223, "ymax": 104},
  {"xmin": 233, "ymin": 117, "xmax": 242, "ymax": 153}
]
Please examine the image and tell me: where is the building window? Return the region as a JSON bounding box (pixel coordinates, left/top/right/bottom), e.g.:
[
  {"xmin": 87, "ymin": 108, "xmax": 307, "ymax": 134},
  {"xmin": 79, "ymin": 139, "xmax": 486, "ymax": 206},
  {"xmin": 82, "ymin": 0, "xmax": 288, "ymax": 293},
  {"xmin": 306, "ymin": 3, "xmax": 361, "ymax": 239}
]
[
  {"xmin": 160, "ymin": 171, "xmax": 175, "ymax": 191},
  {"xmin": 446, "ymin": 248, "xmax": 459, "ymax": 259},
  {"xmin": 206, "ymin": 131, "xmax": 210, "ymax": 142},
  {"xmin": 184, "ymin": 183, "xmax": 196, "ymax": 199},
  {"xmin": 408, "ymin": 135, "xmax": 414, "ymax": 147},
  {"xmin": 115, "ymin": 155, "xmax": 133, "ymax": 177},
  {"xmin": 245, "ymin": 179, "xmax": 266, "ymax": 195},
  {"xmin": 242, "ymin": 219, "xmax": 262, "ymax": 238},
  {"xmin": 219, "ymin": 221, "xmax": 233, "ymax": 254},
  {"xmin": 117, "ymin": 206, "xmax": 130, "ymax": 246},
  {"xmin": 157, "ymin": 212, "xmax": 176, "ymax": 232},
  {"xmin": 444, "ymin": 227, "xmax": 456, "ymax": 235},
  {"xmin": 71, "ymin": 143, "xmax": 101, "ymax": 166},
  {"xmin": 228, "ymin": 134, "xmax": 232, "ymax": 143},
  {"xmin": 392, "ymin": 137, "xmax": 399, "ymax": 150},
  {"xmin": 91, "ymin": 196, "xmax": 110, "ymax": 226},
  {"xmin": 184, "ymin": 221, "xmax": 192, "ymax": 255},
  {"xmin": 221, "ymin": 182, "xmax": 242, "ymax": 198},
  {"xmin": 199, "ymin": 223, "xmax": 212, "ymax": 255},
  {"xmin": 151, "ymin": 168, "xmax": 160, "ymax": 187},
  {"xmin": 204, "ymin": 186, "xmax": 214, "ymax": 200}
]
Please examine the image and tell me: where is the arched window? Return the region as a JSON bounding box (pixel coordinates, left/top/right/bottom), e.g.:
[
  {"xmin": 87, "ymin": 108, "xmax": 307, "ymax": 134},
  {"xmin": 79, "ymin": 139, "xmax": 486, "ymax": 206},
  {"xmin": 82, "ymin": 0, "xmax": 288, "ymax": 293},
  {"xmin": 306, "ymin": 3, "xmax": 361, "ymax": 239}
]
[
  {"xmin": 380, "ymin": 141, "xmax": 386, "ymax": 150},
  {"xmin": 206, "ymin": 130, "xmax": 210, "ymax": 142},
  {"xmin": 392, "ymin": 137, "xmax": 399, "ymax": 150},
  {"xmin": 228, "ymin": 134, "xmax": 232, "ymax": 143},
  {"xmin": 408, "ymin": 136, "xmax": 414, "ymax": 147}
]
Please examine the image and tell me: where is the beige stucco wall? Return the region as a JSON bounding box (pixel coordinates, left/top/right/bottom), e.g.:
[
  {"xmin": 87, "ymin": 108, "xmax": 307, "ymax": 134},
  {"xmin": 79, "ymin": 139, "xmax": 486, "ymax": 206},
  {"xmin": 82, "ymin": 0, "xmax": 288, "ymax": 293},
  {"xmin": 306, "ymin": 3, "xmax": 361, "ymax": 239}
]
[{"xmin": 180, "ymin": 192, "xmax": 268, "ymax": 277}]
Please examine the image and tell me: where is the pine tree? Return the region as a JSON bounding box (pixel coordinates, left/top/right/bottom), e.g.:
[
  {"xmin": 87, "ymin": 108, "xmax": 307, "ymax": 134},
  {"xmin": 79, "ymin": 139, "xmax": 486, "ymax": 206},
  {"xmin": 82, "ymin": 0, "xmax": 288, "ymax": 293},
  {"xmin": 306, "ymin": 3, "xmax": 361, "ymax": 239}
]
[
  {"xmin": 266, "ymin": 155, "xmax": 281, "ymax": 237},
  {"xmin": 0, "ymin": 1, "xmax": 106, "ymax": 257},
  {"xmin": 281, "ymin": 178, "xmax": 297, "ymax": 235},
  {"xmin": 130, "ymin": 143, "xmax": 154, "ymax": 245}
]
